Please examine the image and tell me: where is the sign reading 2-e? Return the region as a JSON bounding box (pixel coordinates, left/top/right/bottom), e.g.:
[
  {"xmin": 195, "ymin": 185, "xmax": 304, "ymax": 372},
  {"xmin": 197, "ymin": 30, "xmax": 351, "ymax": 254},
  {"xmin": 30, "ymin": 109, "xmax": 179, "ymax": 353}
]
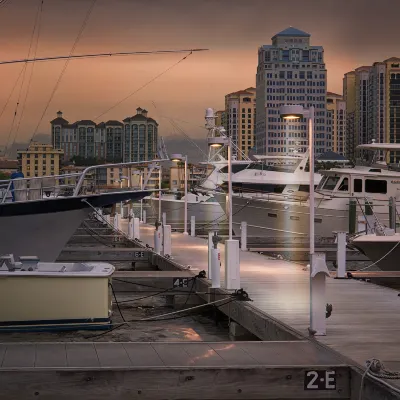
[{"xmin": 304, "ymin": 370, "xmax": 336, "ymax": 390}]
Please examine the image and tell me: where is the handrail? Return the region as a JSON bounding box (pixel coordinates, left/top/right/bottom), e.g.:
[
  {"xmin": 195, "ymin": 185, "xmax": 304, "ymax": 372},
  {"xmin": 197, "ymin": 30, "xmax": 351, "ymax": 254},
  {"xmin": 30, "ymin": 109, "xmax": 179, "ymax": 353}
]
[{"xmin": 73, "ymin": 159, "xmax": 169, "ymax": 196}]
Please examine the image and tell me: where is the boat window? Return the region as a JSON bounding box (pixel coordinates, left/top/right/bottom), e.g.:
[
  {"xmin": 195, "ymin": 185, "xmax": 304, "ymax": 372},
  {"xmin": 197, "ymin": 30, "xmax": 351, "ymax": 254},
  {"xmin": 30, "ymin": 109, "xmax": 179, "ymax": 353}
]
[
  {"xmin": 298, "ymin": 185, "xmax": 310, "ymax": 192},
  {"xmin": 354, "ymin": 179, "xmax": 362, "ymax": 193},
  {"xmin": 317, "ymin": 176, "xmax": 328, "ymax": 189},
  {"xmin": 338, "ymin": 178, "xmax": 349, "ymax": 191},
  {"xmin": 220, "ymin": 164, "xmax": 250, "ymax": 174},
  {"xmin": 365, "ymin": 179, "xmax": 387, "ymax": 194},
  {"xmin": 322, "ymin": 176, "xmax": 340, "ymax": 191}
]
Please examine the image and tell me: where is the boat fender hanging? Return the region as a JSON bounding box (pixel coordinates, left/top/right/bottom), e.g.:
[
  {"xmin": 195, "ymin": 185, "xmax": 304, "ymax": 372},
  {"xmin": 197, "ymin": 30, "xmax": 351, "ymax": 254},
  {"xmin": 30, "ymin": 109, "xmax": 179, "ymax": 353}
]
[{"xmin": 326, "ymin": 303, "xmax": 333, "ymax": 318}]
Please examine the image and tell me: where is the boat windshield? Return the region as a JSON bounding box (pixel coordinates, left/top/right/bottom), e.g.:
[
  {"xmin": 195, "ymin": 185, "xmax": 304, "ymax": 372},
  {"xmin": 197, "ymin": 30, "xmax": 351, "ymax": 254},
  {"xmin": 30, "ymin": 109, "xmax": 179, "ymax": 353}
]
[{"xmin": 321, "ymin": 176, "xmax": 340, "ymax": 191}]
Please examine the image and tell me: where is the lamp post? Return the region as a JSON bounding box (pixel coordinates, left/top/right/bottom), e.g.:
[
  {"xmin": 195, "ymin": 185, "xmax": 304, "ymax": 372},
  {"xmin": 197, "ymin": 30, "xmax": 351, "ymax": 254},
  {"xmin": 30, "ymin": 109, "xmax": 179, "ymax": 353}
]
[
  {"xmin": 158, "ymin": 164, "xmax": 162, "ymax": 223},
  {"xmin": 207, "ymin": 135, "xmax": 239, "ymax": 290},
  {"xmin": 118, "ymin": 175, "xmax": 129, "ymax": 215},
  {"xmin": 171, "ymin": 154, "xmax": 188, "ymax": 235},
  {"xmin": 280, "ymin": 104, "xmax": 329, "ymax": 335},
  {"xmin": 132, "ymin": 170, "xmax": 144, "ymax": 221}
]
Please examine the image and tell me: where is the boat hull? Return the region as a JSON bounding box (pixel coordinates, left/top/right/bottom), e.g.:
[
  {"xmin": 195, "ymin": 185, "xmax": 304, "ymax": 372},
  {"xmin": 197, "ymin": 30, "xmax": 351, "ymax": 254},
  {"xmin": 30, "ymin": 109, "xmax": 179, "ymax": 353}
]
[
  {"xmin": 0, "ymin": 190, "xmax": 151, "ymax": 261},
  {"xmin": 214, "ymin": 192, "xmax": 397, "ymax": 241},
  {"xmin": 351, "ymin": 235, "xmax": 400, "ymax": 271},
  {"xmin": 150, "ymin": 198, "xmax": 226, "ymax": 229}
]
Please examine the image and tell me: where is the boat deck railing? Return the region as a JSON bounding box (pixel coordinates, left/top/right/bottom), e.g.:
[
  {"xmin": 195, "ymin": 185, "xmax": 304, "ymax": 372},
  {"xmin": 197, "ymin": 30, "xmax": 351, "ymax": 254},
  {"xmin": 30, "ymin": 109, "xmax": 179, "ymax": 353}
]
[{"xmin": 0, "ymin": 159, "xmax": 167, "ymax": 204}]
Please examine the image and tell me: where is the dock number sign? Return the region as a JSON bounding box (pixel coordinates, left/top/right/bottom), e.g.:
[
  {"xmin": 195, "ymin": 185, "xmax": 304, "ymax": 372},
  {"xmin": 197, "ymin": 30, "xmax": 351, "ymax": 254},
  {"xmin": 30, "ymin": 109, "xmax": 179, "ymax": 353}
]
[
  {"xmin": 173, "ymin": 278, "xmax": 189, "ymax": 288},
  {"xmin": 304, "ymin": 370, "xmax": 336, "ymax": 390},
  {"xmin": 133, "ymin": 251, "xmax": 145, "ymax": 258}
]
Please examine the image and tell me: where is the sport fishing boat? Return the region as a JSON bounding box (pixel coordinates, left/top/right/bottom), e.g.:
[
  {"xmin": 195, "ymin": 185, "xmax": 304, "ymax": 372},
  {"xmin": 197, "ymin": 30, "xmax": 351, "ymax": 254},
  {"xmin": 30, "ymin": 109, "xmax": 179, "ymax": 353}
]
[
  {"xmin": 0, "ymin": 160, "xmax": 162, "ymax": 262},
  {"xmin": 214, "ymin": 142, "xmax": 400, "ymax": 240}
]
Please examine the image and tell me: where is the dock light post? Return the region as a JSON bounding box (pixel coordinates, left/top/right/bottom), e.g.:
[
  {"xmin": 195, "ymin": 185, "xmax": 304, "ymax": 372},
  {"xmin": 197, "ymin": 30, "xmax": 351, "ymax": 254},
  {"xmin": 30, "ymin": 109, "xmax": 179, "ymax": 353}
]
[
  {"xmin": 158, "ymin": 165, "xmax": 162, "ymax": 223},
  {"xmin": 132, "ymin": 170, "xmax": 144, "ymax": 221},
  {"xmin": 207, "ymin": 135, "xmax": 240, "ymax": 290},
  {"xmin": 171, "ymin": 154, "xmax": 188, "ymax": 235},
  {"xmin": 118, "ymin": 175, "xmax": 129, "ymax": 216},
  {"xmin": 280, "ymin": 104, "xmax": 329, "ymax": 336}
]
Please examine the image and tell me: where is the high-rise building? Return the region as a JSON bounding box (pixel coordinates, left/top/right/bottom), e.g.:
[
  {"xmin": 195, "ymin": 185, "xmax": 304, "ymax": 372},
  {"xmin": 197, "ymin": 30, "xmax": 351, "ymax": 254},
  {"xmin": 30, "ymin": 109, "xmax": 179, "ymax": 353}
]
[
  {"xmin": 225, "ymin": 88, "xmax": 256, "ymax": 159},
  {"xmin": 344, "ymin": 58, "xmax": 400, "ymax": 162},
  {"xmin": 51, "ymin": 108, "xmax": 158, "ymax": 163},
  {"xmin": 326, "ymin": 92, "xmax": 346, "ymax": 156},
  {"xmin": 123, "ymin": 108, "xmax": 158, "ymax": 162},
  {"xmin": 17, "ymin": 142, "xmax": 63, "ymax": 178},
  {"xmin": 343, "ymin": 71, "xmax": 356, "ymax": 160},
  {"xmin": 256, "ymin": 27, "xmax": 329, "ymax": 155},
  {"xmin": 215, "ymin": 110, "xmax": 226, "ymax": 128}
]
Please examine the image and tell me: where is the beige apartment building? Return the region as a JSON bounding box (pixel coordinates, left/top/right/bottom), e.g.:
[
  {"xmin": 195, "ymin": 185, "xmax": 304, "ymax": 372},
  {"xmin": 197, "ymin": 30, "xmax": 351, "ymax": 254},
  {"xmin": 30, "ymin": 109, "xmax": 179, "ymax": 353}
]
[
  {"xmin": 17, "ymin": 142, "xmax": 63, "ymax": 178},
  {"xmin": 326, "ymin": 92, "xmax": 346, "ymax": 156},
  {"xmin": 169, "ymin": 164, "xmax": 211, "ymax": 191},
  {"xmin": 225, "ymin": 87, "xmax": 256, "ymax": 159}
]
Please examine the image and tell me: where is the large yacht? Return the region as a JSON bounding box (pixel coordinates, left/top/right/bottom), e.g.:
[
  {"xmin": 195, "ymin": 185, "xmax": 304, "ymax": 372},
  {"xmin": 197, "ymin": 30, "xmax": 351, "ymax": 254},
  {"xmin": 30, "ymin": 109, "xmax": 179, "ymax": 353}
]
[
  {"xmin": 213, "ymin": 143, "xmax": 400, "ymax": 240},
  {"xmin": 0, "ymin": 161, "xmax": 160, "ymax": 262}
]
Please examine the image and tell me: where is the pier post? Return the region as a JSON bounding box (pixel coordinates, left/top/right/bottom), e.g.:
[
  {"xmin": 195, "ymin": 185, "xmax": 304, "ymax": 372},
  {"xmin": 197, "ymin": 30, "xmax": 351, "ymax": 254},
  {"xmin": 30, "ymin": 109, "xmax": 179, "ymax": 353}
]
[
  {"xmin": 162, "ymin": 212, "xmax": 167, "ymax": 227},
  {"xmin": 154, "ymin": 222, "xmax": 163, "ymax": 255},
  {"xmin": 133, "ymin": 217, "xmax": 140, "ymax": 240},
  {"xmin": 334, "ymin": 231, "xmax": 347, "ymax": 279},
  {"xmin": 163, "ymin": 225, "xmax": 172, "ymax": 256},
  {"xmin": 349, "ymin": 200, "xmax": 357, "ymax": 234},
  {"xmin": 309, "ymin": 252, "xmax": 330, "ymax": 336},
  {"xmin": 142, "ymin": 210, "xmax": 146, "ymax": 224},
  {"xmin": 191, "ymin": 216, "xmax": 195, "ymax": 237},
  {"xmin": 208, "ymin": 231, "xmax": 213, "ymax": 278},
  {"xmin": 225, "ymin": 239, "xmax": 240, "ymax": 290},
  {"xmin": 389, "ymin": 197, "xmax": 396, "ymax": 232},
  {"xmin": 211, "ymin": 232, "xmax": 221, "ymax": 288},
  {"xmin": 128, "ymin": 214, "xmax": 134, "ymax": 240},
  {"xmin": 113, "ymin": 213, "xmax": 120, "ymax": 231},
  {"xmin": 240, "ymin": 221, "xmax": 248, "ymax": 251}
]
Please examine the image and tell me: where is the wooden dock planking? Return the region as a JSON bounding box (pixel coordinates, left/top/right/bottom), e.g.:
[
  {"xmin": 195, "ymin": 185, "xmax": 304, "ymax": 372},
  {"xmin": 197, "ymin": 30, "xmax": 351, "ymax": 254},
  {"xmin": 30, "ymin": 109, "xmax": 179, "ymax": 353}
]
[
  {"xmin": 0, "ymin": 342, "xmax": 351, "ymax": 400},
  {"xmin": 120, "ymin": 222, "xmax": 400, "ymax": 374}
]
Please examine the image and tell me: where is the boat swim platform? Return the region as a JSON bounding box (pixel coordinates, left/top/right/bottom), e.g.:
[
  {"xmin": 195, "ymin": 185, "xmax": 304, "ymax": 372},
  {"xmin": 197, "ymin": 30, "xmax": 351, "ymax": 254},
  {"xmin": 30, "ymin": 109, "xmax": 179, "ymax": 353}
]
[
  {"xmin": 0, "ymin": 341, "xmax": 351, "ymax": 400},
  {"xmin": 116, "ymin": 221, "xmax": 400, "ymax": 394}
]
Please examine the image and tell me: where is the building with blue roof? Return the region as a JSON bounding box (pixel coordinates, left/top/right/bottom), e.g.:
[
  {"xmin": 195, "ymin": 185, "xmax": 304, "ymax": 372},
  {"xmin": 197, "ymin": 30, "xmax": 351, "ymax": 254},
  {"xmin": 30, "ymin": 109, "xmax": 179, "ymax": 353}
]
[{"xmin": 255, "ymin": 27, "xmax": 330, "ymax": 156}]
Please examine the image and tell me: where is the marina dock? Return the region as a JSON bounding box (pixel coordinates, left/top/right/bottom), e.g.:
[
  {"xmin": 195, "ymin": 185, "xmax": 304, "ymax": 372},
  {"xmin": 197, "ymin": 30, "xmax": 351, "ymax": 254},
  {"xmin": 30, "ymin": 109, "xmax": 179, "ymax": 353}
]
[{"xmin": 1, "ymin": 216, "xmax": 400, "ymax": 399}]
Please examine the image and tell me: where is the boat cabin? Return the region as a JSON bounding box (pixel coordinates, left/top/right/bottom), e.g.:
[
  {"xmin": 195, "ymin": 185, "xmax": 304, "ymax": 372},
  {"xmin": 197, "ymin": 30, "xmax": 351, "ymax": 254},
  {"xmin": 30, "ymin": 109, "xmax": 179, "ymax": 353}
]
[{"xmin": 316, "ymin": 167, "xmax": 400, "ymax": 199}]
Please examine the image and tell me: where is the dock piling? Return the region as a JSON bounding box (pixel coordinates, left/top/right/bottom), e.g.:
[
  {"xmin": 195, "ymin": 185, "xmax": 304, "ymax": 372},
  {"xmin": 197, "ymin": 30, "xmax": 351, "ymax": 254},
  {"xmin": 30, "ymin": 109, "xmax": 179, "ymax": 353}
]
[
  {"xmin": 240, "ymin": 221, "xmax": 248, "ymax": 251},
  {"xmin": 142, "ymin": 210, "xmax": 146, "ymax": 224},
  {"xmin": 225, "ymin": 239, "xmax": 240, "ymax": 290},
  {"xmin": 163, "ymin": 225, "xmax": 172, "ymax": 256},
  {"xmin": 334, "ymin": 231, "xmax": 347, "ymax": 279},
  {"xmin": 162, "ymin": 212, "xmax": 166, "ymax": 226},
  {"xmin": 190, "ymin": 216, "xmax": 195, "ymax": 237},
  {"xmin": 133, "ymin": 217, "xmax": 140, "ymax": 240}
]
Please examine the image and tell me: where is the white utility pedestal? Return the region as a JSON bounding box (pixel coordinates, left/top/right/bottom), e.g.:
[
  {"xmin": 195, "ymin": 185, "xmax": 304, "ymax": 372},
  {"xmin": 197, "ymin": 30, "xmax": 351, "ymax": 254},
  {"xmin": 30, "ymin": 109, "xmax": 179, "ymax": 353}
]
[
  {"xmin": 225, "ymin": 239, "xmax": 240, "ymax": 290},
  {"xmin": 162, "ymin": 212, "xmax": 167, "ymax": 227},
  {"xmin": 133, "ymin": 217, "xmax": 140, "ymax": 240},
  {"xmin": 142, "ymin": 210, "xmax": 147, "ymax": 224},
  {"xmin": 240, "ymin": 221, "xmax": 247, "ymax": 251},
  {"xmin": 310, "ymin": 252, "xmax": 330, "ymax": 336},
  {"xmin": 163, "ymin": 225, "xmax": 172, "ymax": 256},
  {"xmin": 154, "ymin": 226, "xmax": 163, "ymax": 255},
  {"xmin": 334, "ymin": 231, "xmax": 347, "ymax": 278},
  {"xmin": 190, "ymin": 216, "xmax": 195, "ymax": 237}
]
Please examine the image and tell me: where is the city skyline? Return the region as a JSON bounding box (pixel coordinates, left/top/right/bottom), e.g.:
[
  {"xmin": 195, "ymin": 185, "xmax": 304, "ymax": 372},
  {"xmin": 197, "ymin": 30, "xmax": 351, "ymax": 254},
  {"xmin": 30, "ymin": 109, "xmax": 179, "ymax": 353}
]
[{"xmin": 1, "ymin": 0, "xmax": 400, "ymax": 151}]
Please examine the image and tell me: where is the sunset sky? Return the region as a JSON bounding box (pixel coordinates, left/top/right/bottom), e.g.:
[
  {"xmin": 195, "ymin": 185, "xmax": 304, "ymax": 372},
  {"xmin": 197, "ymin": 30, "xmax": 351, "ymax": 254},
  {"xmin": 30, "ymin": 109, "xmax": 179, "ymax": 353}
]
[{"xmin": 1, "ymin": 0, "xmax": 400, "ymax": 158}]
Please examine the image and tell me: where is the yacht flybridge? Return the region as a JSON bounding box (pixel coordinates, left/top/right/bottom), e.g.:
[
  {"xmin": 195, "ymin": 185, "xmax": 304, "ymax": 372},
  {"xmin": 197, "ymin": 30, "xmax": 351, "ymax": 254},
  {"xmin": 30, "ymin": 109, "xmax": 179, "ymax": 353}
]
[
  {"xmin": 214, "ymin": 142, "xmax": 400, "ymax": 240},
  {"xmin": 0, "ymin": 160, "xmax": 164, "ymax": 262}
]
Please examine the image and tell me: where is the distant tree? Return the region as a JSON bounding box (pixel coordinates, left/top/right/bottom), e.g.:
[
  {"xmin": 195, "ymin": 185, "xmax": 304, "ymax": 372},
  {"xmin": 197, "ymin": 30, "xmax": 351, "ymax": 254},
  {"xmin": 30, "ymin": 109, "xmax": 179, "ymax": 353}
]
[{"xmin": 0, "ymin": 172, "xmax": 10, "ymax": 180}]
